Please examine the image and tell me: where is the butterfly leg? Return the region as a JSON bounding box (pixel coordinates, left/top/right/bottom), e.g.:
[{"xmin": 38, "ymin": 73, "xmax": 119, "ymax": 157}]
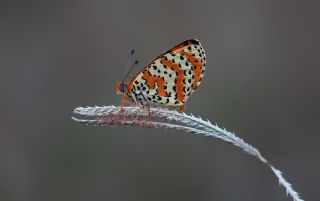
[
  {"xmin": 115, "ymin": 96, "xmax": 127, "ymax": 123},
  {"xmin": 138, "ymin": 104, "xmax": 149, "ymax": 117},
  {"xmin": 138, "ymin": 103, "xmax": 152, "ymax": 124},
  {"xmin": 119, "ymin": 96, "xmax": 126, "ymax": 112},
  {"xmin": 143, "ymin": 104, "xmax": 152, "ymax": 128}
]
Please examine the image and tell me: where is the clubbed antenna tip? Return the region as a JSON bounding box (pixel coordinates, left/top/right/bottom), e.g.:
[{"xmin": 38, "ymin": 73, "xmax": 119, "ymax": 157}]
[{"xmin": 130, "ymin": 49, "xmax": 135, "ymax": 55}]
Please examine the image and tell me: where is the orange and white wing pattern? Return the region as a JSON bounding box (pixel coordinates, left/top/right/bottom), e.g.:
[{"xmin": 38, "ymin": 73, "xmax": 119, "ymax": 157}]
[{"xmin": 127, "ymin": 39, "xmax": 206, "ymax": 109}]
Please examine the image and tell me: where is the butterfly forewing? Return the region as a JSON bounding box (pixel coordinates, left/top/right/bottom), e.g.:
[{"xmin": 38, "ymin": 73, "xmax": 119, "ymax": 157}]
[{"xmin": 128, "ymin": 39, "xmax": 206, "ymax": 107}]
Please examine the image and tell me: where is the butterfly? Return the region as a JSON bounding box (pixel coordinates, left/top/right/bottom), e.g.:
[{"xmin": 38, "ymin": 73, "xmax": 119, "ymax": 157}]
[{"xmin": 115, "ymin": 39, "xmax": 206, "ymax": 111}]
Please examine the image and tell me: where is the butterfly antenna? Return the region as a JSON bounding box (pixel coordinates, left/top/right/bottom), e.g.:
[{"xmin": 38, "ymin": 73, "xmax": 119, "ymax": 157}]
[
  {"xmin": 122, "ymin": 49, "xmax": 135, "ymax": 79},
  {"xmin": 122, "ymin": 60, "xmax": 139, "ymax": 82},
  {"xmin": 122, "ymin": 49, "xmax": 139, "ymax": 82}
]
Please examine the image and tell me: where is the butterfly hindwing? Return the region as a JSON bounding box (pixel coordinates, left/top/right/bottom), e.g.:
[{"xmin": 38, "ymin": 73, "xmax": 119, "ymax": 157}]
[{"xmin": 128, "ymin": 39, "xmax": 206, "ymax": 107}]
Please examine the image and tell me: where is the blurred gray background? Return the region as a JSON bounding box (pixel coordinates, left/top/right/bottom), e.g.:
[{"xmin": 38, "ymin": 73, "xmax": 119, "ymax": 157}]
[{"xmin": 1, "ymin": 0, "xmax": 319, "ymax": 201}]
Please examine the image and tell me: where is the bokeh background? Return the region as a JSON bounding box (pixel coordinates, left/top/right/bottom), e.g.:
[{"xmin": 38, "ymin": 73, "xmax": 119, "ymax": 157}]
[{"xmin": 1, "ymin": 0, "xmax": 319, "ymax": 200}]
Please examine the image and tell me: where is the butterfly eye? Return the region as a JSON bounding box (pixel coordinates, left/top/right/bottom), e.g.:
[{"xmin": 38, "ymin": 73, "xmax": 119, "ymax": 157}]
[{"xmin": 119, "ymin": 83, "xmax": 125, "ymax": 92}]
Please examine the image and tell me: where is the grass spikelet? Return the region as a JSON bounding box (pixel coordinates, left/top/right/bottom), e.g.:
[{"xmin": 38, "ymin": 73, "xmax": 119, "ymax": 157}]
[{"xmin": 72, "ymin": 105, "xmax": 303, "ymax": 201}]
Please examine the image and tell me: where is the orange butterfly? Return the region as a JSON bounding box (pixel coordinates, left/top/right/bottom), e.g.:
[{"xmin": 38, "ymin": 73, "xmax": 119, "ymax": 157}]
[{"xmin": 116, "ymin": 39, "xmax": 206, "ymax": 111}]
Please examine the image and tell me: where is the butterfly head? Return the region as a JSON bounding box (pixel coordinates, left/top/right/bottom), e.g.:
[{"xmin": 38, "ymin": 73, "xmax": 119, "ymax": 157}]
[
  {"xmin": 115, "ymin": 81, "xmax": 129, "ymax": 95},
  {"xmin": 115, "ymin": 81, "xmax": 134, "ymax": 105}
]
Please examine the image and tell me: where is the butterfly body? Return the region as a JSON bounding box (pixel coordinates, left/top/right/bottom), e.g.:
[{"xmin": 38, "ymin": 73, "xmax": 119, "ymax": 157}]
[{"xmin": 115, "ymin": 39, "xmax": 206, "ymax": 111}]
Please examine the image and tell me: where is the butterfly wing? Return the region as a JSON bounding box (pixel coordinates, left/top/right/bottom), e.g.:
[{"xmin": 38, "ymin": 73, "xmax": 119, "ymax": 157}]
[{"xmin": 128, "ymin": 39, "xmax": 206, "ymax": 107}]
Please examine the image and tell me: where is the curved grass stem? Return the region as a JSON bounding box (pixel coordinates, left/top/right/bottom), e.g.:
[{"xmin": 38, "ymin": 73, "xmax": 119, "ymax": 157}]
[{"xmin": 72, "ymin": 105, "xmax": 303, "ymax": 201}]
